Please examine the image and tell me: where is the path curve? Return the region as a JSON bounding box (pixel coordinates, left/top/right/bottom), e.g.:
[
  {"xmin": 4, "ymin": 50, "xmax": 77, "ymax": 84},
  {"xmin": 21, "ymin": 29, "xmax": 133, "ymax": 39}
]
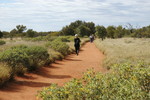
[{"xmin": 0, "ymin": 42, "xmax": 107, "ymax": 100}]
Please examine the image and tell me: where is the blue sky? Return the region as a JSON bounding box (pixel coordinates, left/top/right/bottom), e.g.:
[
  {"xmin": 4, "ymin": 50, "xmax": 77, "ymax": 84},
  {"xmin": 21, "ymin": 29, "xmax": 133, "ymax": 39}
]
[{"xmin": 0, "ymin": 0, "xmax": 150, "ymax": 32}]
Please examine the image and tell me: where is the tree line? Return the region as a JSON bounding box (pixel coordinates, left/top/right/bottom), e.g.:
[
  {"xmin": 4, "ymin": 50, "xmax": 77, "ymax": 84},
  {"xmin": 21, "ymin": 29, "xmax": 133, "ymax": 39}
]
[
  {"xmin": 0, "ymin": 20, "xmax": 150, "ymax": 40},
  {"xmin": 0, "ymin": 25, "xmax": 54, "ymax": 40},
  {"xmin": 59, "ymin": 20, "xmax": 150, "ymax": 40}
]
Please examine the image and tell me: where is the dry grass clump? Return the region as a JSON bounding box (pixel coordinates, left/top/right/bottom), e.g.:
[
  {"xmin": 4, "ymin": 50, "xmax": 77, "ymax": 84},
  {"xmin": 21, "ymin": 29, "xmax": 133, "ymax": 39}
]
[{"xmin": 0, "ymin": 63, "xmax": 13, "ymax": 86}]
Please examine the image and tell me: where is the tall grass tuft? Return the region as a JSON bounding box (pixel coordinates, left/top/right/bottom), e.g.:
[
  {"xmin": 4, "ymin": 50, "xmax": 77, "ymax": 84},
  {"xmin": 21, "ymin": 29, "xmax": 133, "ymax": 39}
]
[{"xmin": 0, "ymin": 63, "xmax": 13, "ymax": 86}]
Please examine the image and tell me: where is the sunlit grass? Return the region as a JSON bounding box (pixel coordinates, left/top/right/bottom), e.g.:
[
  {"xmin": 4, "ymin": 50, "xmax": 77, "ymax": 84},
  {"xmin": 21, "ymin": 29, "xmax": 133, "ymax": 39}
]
[
  {"xmin": 0, "ymin": 62, "xmax": 12, "ymax": 86},
  {"xmin": 94, "ymin": 38, "xmax": 150, "ymax": 69}
]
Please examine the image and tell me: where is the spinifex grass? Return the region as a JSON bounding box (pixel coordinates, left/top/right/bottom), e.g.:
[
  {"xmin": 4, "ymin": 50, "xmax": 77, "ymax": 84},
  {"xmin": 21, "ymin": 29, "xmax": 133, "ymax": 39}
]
[{"xmin": 94, "ymin": 38, "xmax": 150, "ymax": 69}]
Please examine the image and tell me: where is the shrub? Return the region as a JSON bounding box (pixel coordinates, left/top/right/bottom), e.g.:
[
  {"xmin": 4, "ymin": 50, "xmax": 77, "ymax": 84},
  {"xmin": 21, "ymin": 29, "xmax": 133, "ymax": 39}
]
[
  {"xmin": 0, "ymin": 45, "xmax": 29, "ymax": 68},
  {"xmin": 67, "ymin": 36, "xmax": 74, "ymax": 42},
  {"xmin": 45, "ymin": 36, "xmax": 57, "ymax": 41},
  {"xmin": 0, "ymin": 45, "xmax": 50, "ymax": 72},
  {"xmin": 0, "ymin": 40, "xmax": 6, "ymax": 45},
  {"xmin": 38, "ymin": 63, "xmax": 150, "ymax": 100},
  {"xmin": 56, "ymin": 36, "xmax": 70, "ymax": 42},
  {"xmin": 0, "ymin": 63, "xmax": 13, "ymax": 86},
  {"xmin": 25, "ymin": 46, "xmax": 50, "ymax": 71},
  {"xmin": 48, "ymin": 49, "xmax": 64, "ymax": 63},
  {"xmin": 46, "ymin": 39, "xmax": 69, "ymax": 55},
  {"xmin": 30, "ymin": 36, "xmax": 44, "ymax": 41}
]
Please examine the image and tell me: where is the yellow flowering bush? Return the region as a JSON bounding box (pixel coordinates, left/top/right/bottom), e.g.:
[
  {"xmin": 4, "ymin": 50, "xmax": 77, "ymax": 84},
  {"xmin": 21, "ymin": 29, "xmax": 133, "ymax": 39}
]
[{"xmin": 38, "ymin": 62, "xmax": 150, "ymax": 100}]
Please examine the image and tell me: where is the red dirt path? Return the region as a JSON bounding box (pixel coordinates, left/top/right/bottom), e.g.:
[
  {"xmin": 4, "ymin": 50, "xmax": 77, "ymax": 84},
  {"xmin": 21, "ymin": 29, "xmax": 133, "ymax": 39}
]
[{"xmin": 0, "ymin": 42, "xmax": 107, "ymax": 100}]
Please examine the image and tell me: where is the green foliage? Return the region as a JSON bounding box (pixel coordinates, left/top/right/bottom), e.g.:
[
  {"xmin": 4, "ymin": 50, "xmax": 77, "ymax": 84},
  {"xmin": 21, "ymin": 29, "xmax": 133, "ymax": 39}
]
[
  {"xmin": 38, "ymin": 63, "xmax": 150, "ymax": 100},
  {"xmin": 85, "ymin": 22, "xmax": 95, "ymax": 34},
  {"xmin": 131, "ymin": 26, "xmax": 150, "ymax": 38},
  {"xmin": 114, "ymin": 25, "xmax": 125, "ymax": 38},
  {"xmin": 10, "ymin": 29, "xmax": 17, "ymax": 40},
  {"xmin": 46, "ymin": 36, "xmax": 57, "ymax": 41},
  {"xmin": 95, "ymin": 25, "xmax": 107, "ymax": 40},
  {"xmin": 48, "ymin": 49, "xmax": 65, "ymax": 62},
  {"xmin": 0, "ymin": 45, "xmax": 50, "ymax": 72},
  {"xmin": 0, "ymin": 45, "xmax": 29, "ymax": 68},
  {"xmin": 26, "ymin": 29, "xmax": 36, "ymax": 37},
  {"xmin": 60, "ymin": 20, "xmax": 95, "ymax": 37},
  {"xmin": 16, "ymin": 25, "xmax": 27, "ymax": 33},
  {"xmin": 28, "ymin": 36, "xmax": 45, "ymax": 41},
  {"xmin": 36, "ymin": 31, "xmax": 50, "ymax": 37},
  {"xmin": 46, "ymin": 39, "xmax": 69, "ymax": 55},
  {"xmin": 24, "ymin": 36, "xmax": 74, "ymax": 43},
  {"xmin": 55, "ymin": 36, "xmax": 71, "ymax": 42},
  {"xmin": 60, "ymin": 26, "xmax": 75, "ymax": 36},
  {"xmin": 76, "ymin": 25, "xmax": 91, "ymax": 37},
  {"xmin": 70, "ymin": 20, "xmax": 83, "ymax": 29},
  {"xmin": 25, "ymin": 46, "xmax": 50, "ymax": 70},
  {"xmin": 1, "ymin": 31, "xmax": 9, "ymax": 38},
  {"xmin": 106, "ymin": 26, "xmax": 116, "ymax": 38},
  {"xmin": 0, "ymin": 40, "xmax": 6, "ymax": 45},
  {"xmin": 49, "ymin": 31, "xmax": 60, "ymax": 36}
]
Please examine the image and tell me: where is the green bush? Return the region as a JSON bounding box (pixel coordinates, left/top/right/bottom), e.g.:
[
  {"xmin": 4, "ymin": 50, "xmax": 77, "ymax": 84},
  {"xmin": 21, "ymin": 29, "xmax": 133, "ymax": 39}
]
[
  {"xmin": 45, "ymin": 36, "xmax": 57, "ymax": 41},
  {"xmin": 38, "ymin": 63, "xmax": 150, "ymax": 100},
  {"xmin": 0, "ymin": 40, "xmax": 6, "ymax": 45},
  {"xmin": 25, "ymin": 46, "xmax": 50, "ymax": 71},
  {"xmin": 31, "ymin": 36, "xmax": 44, "ymax": 41},
  {"xmin": 56, "ymin": 36, "xmax": 70, "ymax": 42},
  {"xmin": 49, "ymin": 51, "xmax": 64, "ymax": 62},
  {"xmin": 0, "ymin": 45, "xmax": 29, "ymax": 68},
  {"xmin": 46, "ymin": 39, "xmax": 69, "ymax": 55},
  {"xmin": 0, "ymin": 45, "xmax": 50, "ymax": 72}
]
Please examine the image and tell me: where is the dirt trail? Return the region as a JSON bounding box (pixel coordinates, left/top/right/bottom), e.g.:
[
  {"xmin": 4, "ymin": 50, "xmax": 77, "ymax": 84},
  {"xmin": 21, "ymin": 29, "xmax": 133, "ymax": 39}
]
[{"xmin": 0, "ymin": 42, "xmax": 107, "ymax": 100}]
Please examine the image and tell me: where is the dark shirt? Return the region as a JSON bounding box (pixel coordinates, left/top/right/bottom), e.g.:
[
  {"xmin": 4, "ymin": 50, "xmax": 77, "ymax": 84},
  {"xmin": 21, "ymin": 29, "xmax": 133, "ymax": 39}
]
[{"xmin": 74, "ymin": 37, "xmax": 81, "ymax": 46}]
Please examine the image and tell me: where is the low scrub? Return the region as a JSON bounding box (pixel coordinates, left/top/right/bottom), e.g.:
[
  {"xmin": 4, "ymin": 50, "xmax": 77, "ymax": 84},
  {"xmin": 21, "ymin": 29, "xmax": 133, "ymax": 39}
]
[
  {"xmin": 25, "ymin": 46, "xmax": 50, "ymax": 70},
  {"xmin": 46, "ymin": 39, "xmax": 69, "ymax": 55},
  {"xmin": 48, "ymin": 49, "xmax": 64, "ymax": 63},
  {"xmin": 0, "ymin": 40, "xmax": 6, "ymax": 45},
  {"xmin": 0, "ymin": 45, "xmax": 50, "ymax": 73},
  {"xmin": 24, "ymin": 36, "xmax": 74, "ymax": 42},
  {"xmin": 38, "ymin": 63, "xmax": 150, "ymax": 100}
]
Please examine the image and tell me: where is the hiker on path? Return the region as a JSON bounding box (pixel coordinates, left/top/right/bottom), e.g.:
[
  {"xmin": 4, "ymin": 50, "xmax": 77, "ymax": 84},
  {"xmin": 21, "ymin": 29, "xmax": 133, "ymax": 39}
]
[
  {"xmin": 74, "ymin": 34, "xmax": 81, "ymax": 55},
  {"xmin": 89, "ymin": 34, "xmax": 94, "ymax": 43}
]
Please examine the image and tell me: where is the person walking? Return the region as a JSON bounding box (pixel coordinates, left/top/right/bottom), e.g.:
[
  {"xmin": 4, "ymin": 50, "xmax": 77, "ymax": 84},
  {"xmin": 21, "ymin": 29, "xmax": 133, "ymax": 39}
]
[
  {"xmin": 74, "ymin": 34, "xmax": 81, "ymax": 55},
  {"xmin": 89, "ymin": 35, "xmax": 93, "ymax": 43}
]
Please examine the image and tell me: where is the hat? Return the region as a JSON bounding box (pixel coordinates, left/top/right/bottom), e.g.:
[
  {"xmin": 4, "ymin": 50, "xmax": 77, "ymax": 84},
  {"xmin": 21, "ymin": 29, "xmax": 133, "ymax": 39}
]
[{"xmin": 75, "ymin": 34, "xmax": 78, "ymax": 37}]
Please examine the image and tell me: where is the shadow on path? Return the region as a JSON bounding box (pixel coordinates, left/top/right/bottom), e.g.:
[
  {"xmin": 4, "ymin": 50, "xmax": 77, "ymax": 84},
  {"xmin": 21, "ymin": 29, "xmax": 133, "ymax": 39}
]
[{"xmin": 0, "ymin": 80, "xmax": 51, "ymax": 92}]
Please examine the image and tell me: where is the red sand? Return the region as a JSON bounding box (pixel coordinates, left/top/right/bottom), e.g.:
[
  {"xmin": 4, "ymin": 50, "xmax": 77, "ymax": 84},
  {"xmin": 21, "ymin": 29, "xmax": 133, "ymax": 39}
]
[{"xmin": 0, "ymin": 42, "xmax": 107, "ymax": 100}]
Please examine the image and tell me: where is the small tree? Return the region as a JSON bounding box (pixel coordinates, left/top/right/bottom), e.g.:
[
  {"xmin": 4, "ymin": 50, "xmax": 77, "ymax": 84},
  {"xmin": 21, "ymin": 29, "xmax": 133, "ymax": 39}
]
[
  {"xmin": 0, "ymin": 31, "xmax": 3, "ymax": 38},
  {"xmin": 76, "ymin": 25, "xmax": 90, "ymax": 37},
  {"xmin": 106, "ymin": 26, "xmax": 116, "ymax": 39},
  {"xmin": 10, "ymin": 29, "xmax": 17, "ymax": 40},
  {"xmin": 95, "ymin": 25, "xmax": 107, "ymax": 40},
  {"xmin": 60, "ymin": 26, "xmax": 75, "ymax": 36},
  {"xmin": 16, "ymin": 25, "xmax": 27, "ymax": 33},
  {"xmin": 26, "ymin": 29, "xmax": 36, "ymax": 37},
  {"xmin": 85, "ymin": 22, "xmax": 95, "ymax": 35},
  {"xmin": 114, "ymin": 25, "xmax": 124, "ymax": 38}
]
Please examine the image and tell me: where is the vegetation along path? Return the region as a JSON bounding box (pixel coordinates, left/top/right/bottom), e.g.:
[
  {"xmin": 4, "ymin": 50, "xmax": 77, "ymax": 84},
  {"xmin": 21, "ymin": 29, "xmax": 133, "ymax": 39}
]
[{"xmin": 0, "ymin": 42, "xmax": 107, "ymax": 100}]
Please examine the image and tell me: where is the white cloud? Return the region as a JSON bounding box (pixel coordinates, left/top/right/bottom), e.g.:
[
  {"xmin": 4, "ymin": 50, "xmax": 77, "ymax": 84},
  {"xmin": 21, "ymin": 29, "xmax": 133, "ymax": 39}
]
[{"xmin": 0, "ymin": 0, "xmax": 150, "ymax": 31}]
